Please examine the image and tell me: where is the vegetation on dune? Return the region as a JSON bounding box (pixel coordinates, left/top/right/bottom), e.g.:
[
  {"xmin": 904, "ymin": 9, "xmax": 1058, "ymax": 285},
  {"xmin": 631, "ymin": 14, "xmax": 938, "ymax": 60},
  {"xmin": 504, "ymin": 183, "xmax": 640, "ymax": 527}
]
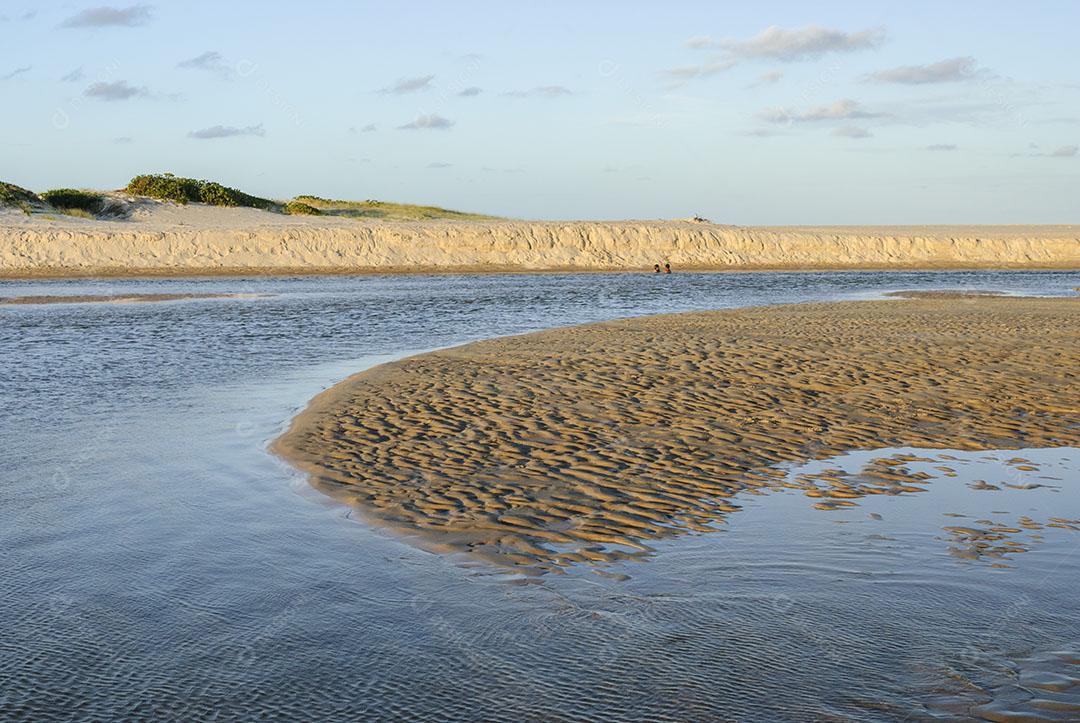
[
  {"xmin": 0, "ymin": 181, "xmax": 42, "ymax": 215},
  {"xmin": 41, "ymin": 189, "xmax": 106, "ymax": 213},
  {"xmin": 4, "ymin": 183, "xmax": 122, "ymax": 219},
  {"xmin": 8, "ymin": 173, "xmax": 497, "ymax": 222},
  {"xmin": 293, "ymin": 195, "xmax": 497, "ymax": 221},
  {"xmin": 126, "ymin": 173, "xmax": 276, "ymax": 211},
  {"xmin": 40, "ymin": 189, "xmax": 128, "ymax": 218},
  {"xmin": 282, "ymin": 200, "xmax": 322, "ymax": 216}
]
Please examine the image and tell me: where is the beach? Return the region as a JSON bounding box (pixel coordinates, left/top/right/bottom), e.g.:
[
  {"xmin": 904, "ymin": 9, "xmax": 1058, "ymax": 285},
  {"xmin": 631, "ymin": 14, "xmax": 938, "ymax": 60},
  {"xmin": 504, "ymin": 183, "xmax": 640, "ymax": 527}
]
[
  {"xmin": 9, "ymin": 2, "xmax": 1080, "ymax": 717},
  {"xmin": 2, "ymin": 202, "xmax": 1079, "ymax": 276},
  {"xmin": 274, "ymin": 295, "xmax": 1080, "ymax": 572}
]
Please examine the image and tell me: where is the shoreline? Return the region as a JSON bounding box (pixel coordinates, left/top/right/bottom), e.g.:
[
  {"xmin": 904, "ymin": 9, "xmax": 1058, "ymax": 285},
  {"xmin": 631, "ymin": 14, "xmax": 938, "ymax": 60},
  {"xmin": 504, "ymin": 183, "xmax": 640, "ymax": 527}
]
[
  {"xmin": 3, "ymin": 204, "xmax": 1079, "ymax": 277},
  {"xmin": 272, "ymin": 296, "xmax": 1080, "ymax": 572},
  {"xmin": 4, "ymin": 261, "xmax": 1080, "ymax": 280}
]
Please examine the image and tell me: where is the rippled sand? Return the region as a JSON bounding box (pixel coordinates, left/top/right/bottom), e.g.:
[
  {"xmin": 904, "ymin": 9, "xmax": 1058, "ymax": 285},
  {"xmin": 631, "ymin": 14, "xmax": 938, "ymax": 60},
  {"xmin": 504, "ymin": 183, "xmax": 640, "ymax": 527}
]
[
  {"xmin": 930, "ymin": 649, "xmax": 1080, "ymax": 720},
  {"xmin": 274, "ymin": 297, "xmax": 1080, "ymax": 572}
]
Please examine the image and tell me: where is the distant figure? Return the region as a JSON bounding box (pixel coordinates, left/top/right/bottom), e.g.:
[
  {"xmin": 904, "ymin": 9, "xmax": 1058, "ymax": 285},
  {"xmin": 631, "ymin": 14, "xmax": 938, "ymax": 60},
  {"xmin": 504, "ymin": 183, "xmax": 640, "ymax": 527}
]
[
  {"xmin": 664, "ymin": 263, "xmax": 672, "ymax": 274},
  {"xmin": 653, "ymin": 264, "xmax": 661, "ymax": 273}
]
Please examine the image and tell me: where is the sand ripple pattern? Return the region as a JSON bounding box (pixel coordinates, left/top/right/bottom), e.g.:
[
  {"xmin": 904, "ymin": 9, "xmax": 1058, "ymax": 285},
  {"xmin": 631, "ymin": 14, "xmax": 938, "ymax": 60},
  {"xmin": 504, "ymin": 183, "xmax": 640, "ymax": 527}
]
[{"xmin": 275, "ymin": 298, "xmax": 1080, "ymax": 572}]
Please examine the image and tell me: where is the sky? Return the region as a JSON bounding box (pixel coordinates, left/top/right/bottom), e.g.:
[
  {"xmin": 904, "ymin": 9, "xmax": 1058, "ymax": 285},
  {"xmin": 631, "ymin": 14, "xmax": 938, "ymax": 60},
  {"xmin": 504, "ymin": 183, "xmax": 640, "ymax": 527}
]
[{"xmin": 2, "ymin": 0, "xmax": 1078, "ymax": 223}]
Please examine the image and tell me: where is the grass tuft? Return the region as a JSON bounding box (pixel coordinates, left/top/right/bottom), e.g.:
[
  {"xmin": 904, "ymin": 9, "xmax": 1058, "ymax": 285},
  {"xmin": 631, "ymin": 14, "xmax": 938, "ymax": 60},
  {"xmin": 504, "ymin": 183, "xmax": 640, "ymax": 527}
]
[{"xmin": 54, "ymin": 208, "xmax": 97, "ymax": 220}]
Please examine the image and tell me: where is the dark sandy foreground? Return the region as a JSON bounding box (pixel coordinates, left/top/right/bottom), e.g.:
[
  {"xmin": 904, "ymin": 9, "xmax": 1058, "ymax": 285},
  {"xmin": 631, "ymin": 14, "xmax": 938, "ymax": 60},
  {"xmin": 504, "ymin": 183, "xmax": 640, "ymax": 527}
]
[{"xmin": 274, "ymin": 297, "xmax": 1080, "ymax": 572}]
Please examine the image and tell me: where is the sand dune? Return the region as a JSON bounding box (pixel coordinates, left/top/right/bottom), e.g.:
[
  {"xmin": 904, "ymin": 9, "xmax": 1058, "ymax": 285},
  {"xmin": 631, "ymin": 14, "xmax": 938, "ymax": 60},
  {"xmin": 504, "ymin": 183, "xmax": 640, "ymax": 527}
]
[
  {"xmin": 273, "ymin": 297, "xmax": 1080, "ymax": 573},
  {"xmin": 1, "ymin": 202, "xmax": 1078, "ymax": 276}
]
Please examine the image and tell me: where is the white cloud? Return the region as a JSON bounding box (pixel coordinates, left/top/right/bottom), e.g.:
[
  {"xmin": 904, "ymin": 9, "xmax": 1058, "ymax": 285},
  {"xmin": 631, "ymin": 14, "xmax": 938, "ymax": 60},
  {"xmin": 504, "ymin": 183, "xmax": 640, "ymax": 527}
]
[
  {"xmin": 661, "ymin": 59, "xmax": 737, "ymax": 82},
  {"xmin": 61, "ymin": 5, "xmax": 153, "ymax": 28},
  {"xmin": 684, "ymin": 35, "xmax": 716, "ymax": 49},
  {"xmin": 1010, "ymin": 142, "xmax": 1079, "ymax": 158},
  {"xmin": 178, "ymin": 51, "xmax": 231, "ymax": 78},
  {"xmin": 0, "ymin": 10, "xmax": 37, "ymax": 22},
  {"xmin": 867, "ymin": 57, "xmax": 983, "ymax": 84},
  {"xmin": 188, "ymin": 124, "xmax": 265, "ymax": 139},
  {"xmin": 722, "ymin": 25, "xmax": 885, "ymax": 62},
  {"xmin": 759, "ymin": 99, "xmax": 883, "ymax": 124},
  {"xmin": 397, "ymin": 114, "xmax": 454, "ymax": 130},
  {"xmin": 84, "ymin": 80, "xmax": 148, "ymax": 101},
  {"xmin": 60, "ymin": 67, "xmax": 85, "ymax": 82},
  {"xmin": 2, "ymin": 65, "xmax": 31, "ymax": 80},
  {"xmin": 925, "ymin": 144, "xmax": 958, "ymax": 151},
  {"xmin": 750, "ymin": 70, "xmax": 784, "ymax": 87},
  {"xmin": 669, "ymin": 25, "xmax": 882, "ymax": 85},
  {"xmin": 458, "ymin": 86, "xmax": 482, "ymax": 97},
  {"xmin": 503, "ymin": 85, "xmax": 573, "ymax": 98},
  {"xmin": 381, "ymin": 75, "xmax": 434, "ymax": 94}
]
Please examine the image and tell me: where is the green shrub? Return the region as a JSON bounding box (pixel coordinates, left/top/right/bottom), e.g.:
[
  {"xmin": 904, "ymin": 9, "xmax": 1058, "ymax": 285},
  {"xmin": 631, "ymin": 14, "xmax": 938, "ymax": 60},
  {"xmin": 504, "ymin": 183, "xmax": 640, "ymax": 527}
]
[
  {"xmin": 125, "ymin": 173, "xmax": 276, "ymax": 210},
  {"xmin": 199, "ymin": 181, "xmax": 274, "ymax": 210},
  {"xmin": 283, "ymin": 200, "xmax": 322, "ymax": 215},
  {"xmin": 41, "ymin": 188, "xmax": 106, "ymax": 214},
  {"xmin": 125, "ymin": 174, "xmax": 202, "ymax": 204}
]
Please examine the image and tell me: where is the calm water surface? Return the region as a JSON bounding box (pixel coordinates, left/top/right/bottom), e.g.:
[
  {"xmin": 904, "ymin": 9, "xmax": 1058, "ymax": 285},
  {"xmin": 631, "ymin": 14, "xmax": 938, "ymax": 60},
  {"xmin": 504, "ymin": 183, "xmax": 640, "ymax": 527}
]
[{"xmin": 2, "ymin": 271, "xmax": 1079, "ymax": 721}]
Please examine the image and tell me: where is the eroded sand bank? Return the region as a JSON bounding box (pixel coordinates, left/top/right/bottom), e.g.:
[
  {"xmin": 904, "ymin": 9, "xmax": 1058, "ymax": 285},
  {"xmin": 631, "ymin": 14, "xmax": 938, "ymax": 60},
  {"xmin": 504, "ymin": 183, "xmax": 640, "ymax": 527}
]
[
  {"xmin": 2, "ymin": 204, "xmax": 1078, "ymax": 275},
  {"xmin": 274, "ymin": 297, "xmax": 1080, "ymax": 572}
]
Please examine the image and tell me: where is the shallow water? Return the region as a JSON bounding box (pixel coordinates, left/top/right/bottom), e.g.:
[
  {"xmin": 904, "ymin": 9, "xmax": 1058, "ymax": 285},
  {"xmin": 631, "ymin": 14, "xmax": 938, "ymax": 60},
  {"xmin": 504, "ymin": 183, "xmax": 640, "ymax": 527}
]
[{"xmin": 2, "ymin": 271, "xmax": 1079, "ymax": 721}]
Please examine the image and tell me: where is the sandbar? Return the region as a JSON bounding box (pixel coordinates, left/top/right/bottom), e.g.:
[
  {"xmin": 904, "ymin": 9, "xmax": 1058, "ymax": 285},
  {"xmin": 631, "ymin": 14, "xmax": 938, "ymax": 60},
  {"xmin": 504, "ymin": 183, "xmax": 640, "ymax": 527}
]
[{"xmin": 273, "ymin": 297, "xmax": 1080, "ymax": 572}]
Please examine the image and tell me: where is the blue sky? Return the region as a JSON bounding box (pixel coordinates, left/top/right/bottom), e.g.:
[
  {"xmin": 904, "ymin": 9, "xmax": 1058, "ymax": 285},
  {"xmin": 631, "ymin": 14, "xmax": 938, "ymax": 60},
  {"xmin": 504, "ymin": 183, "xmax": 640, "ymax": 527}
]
[{"xmin": 2, "ymin": 1, "xmax": 1078, "ymax": 222}]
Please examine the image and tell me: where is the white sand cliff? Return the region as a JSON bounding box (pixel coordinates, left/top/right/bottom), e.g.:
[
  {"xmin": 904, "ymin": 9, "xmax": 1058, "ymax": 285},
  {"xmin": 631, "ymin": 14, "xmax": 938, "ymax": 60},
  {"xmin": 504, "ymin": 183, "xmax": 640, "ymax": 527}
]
[{"xmin": 1, "ymin": 200, "xmax": 1078, "ymax": 276}]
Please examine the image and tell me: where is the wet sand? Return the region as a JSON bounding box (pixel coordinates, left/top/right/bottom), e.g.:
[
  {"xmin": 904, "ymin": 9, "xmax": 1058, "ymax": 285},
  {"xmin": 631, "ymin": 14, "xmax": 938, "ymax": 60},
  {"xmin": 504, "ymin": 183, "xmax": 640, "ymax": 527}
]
[{"xmin": 274, "ymin": 297, "xmax": 1080, "ymax": 572}]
